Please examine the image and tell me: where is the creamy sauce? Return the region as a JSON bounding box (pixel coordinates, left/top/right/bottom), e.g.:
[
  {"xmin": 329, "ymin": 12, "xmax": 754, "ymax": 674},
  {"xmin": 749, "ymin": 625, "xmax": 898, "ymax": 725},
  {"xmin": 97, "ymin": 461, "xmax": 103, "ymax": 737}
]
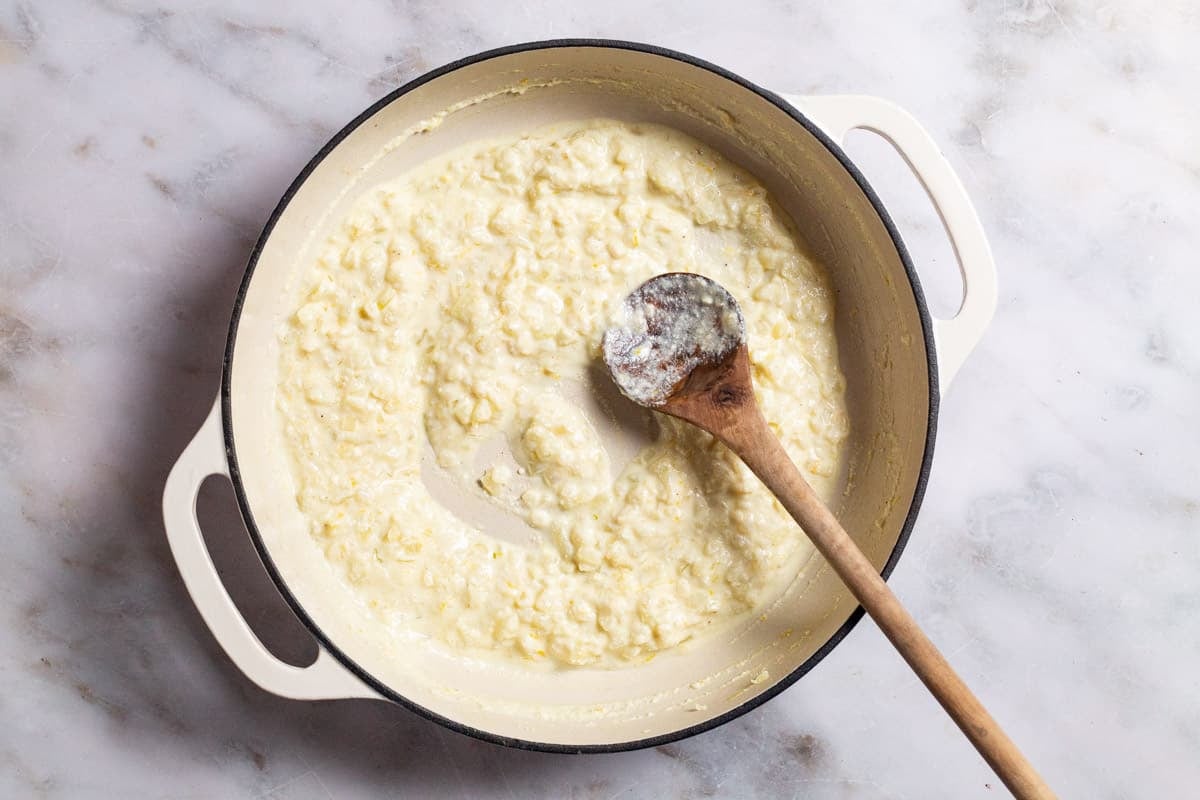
[{"xmin": 277, "ymin": 119, "xmax": 849, "ymax": 668}]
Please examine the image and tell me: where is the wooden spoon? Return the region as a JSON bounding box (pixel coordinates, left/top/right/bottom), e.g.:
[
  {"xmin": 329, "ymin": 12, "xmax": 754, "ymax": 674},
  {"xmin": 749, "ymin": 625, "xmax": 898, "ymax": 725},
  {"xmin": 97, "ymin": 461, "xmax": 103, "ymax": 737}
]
[{"xmin": 602, "ymin": 273, "xmax": 1054, "ymax": 800}]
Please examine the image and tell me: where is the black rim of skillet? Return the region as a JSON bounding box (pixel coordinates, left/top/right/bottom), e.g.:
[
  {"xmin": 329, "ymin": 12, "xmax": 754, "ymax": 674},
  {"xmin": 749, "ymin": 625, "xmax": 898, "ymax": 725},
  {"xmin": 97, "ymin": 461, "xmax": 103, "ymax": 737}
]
[{"xmin": 220, "ymin": 38, "xmax": 940, "ymax": 754}]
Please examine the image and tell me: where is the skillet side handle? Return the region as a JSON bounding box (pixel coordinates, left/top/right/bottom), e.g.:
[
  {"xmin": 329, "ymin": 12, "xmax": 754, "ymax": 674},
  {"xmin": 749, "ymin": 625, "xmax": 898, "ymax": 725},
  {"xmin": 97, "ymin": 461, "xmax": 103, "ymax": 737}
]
[
  {"xmin": 782, "ymin": 94, "xmax": 997, "ymax": 392},
  {"xmin": 162, "ymin": 395, "xmax": 379, "ymax": 700}
]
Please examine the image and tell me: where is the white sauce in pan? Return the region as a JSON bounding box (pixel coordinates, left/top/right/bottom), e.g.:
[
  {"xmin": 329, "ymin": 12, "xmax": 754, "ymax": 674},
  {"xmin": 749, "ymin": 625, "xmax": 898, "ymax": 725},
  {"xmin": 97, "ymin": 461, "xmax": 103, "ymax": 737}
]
[{"xmin": 277, "ymin": 119, "xmax": 848, "ymax": 668}]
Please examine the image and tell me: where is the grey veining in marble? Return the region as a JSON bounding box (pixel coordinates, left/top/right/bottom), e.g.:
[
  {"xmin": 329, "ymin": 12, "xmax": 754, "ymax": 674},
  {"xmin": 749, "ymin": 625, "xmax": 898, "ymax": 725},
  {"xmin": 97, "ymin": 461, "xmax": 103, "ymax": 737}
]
[{"xmin": 2, "ymin": 1, "xmax": 1198, "ymax": 797}]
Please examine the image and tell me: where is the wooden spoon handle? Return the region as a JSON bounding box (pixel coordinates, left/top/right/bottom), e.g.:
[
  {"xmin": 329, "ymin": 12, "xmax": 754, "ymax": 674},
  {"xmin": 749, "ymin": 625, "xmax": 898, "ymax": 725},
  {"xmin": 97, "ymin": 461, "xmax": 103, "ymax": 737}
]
[{"xmin": 727, "ymin": 414, "xmax": 1055, "ymax": 800}]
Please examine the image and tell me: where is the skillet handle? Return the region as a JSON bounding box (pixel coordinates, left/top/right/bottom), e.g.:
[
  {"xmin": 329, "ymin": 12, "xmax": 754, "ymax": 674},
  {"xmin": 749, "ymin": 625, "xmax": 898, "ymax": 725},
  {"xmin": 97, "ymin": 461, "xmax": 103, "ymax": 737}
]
[
  {"xmin": 781, "ymin": 94, "xmax": 997, "ymax": 391},
  {"xmin": 162, "ymin": 395, "xmax": 379, "ymax": 700}
]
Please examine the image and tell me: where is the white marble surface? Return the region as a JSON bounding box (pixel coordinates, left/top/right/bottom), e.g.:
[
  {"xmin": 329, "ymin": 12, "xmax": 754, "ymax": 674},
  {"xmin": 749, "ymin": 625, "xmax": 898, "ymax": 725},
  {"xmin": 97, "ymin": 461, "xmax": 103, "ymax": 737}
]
[{"xmin": 3, "ymin": 1, "xmax": 1198, "ymax": 797}]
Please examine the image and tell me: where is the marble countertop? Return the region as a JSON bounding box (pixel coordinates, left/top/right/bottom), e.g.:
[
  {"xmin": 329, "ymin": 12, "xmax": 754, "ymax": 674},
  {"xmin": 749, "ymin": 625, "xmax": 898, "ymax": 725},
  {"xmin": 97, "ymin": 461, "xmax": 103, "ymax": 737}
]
[{"xmin": 3, "ymin": 1, "xmax": 1198, "ymax": 797}]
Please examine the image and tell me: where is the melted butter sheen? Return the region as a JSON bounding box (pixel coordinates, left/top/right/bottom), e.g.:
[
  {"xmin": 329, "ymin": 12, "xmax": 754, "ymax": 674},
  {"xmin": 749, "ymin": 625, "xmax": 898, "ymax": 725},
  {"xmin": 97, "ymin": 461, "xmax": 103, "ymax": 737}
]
[{"xmin": 277, "ymin": 119, "xmax": 849, "ymax": 668}]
